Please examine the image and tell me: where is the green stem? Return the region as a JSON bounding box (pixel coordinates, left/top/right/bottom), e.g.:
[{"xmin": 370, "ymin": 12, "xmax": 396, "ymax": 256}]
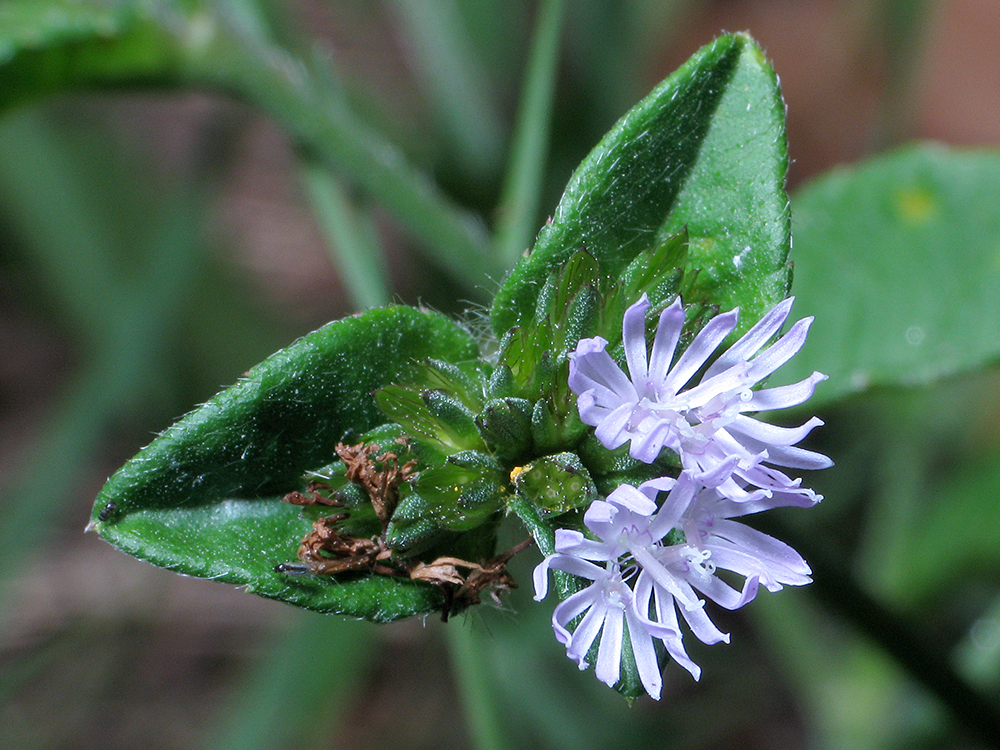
[
  {"xmin": 448, "ymin": 624, "xmax": 509, "ymax": 750},
  {"xmin": 494, "ymin": 0, "xmax": 565, "ymax": 268}
]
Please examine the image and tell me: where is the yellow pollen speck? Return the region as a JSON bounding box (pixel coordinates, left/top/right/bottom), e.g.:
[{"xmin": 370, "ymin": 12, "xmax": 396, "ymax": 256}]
[{"xmin": 510, "ymin": 466, "xmax": 527, "ymax": 483}]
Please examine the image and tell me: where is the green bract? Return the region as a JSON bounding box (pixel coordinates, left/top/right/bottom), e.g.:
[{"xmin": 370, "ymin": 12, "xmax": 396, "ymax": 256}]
[{"xmin": 91, "ymin": 33, "xmax": 792, "ymax": 696}]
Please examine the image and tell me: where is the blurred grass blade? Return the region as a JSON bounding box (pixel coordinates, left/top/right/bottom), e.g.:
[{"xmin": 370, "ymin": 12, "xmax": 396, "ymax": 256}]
[
  {"xmin": 203, "ymin": 611, "xmax": 376, "ymax": 750},
  {"xmin": 0, "ymin": 110, "xmax": 209, "ymax": 596},
  {"xmin": 392, "ymin": 0, "xmax": 505, "ymax": 180},
  {"xmin": 300, "ymin": 160, "xmax": 391, "ymax": 310},
  {"xmin": 494, "ymin": 0, "xmax": 565, "ymax": 269},
  {"xmin": 449, "ymin": 625, "xmax": 510, "ymax": 750},
  {"xmin": 0, "ymin": 0, "xmax": 498, "ymax": 292}
]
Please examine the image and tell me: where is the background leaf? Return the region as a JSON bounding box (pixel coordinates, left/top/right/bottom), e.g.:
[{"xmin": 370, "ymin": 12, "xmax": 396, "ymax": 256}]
[
  {"xmin": 778, "ymin": 144, "xmax": 1000, "ymax": 404},
  {"xmin": 91, "ymin": 306, "xmax": 479, "ymax": 620},
  {"xmin": 490, "ymin": 32, "xmax": 791, "ymax": 336}
]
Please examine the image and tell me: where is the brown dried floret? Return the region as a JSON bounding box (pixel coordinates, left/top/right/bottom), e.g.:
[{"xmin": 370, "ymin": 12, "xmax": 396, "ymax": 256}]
[
  {"xmin": 335, "ymin": 439, "xmax": 417, "ymax": 533},
  {"xmin": 411, "ymin": 538, "xmax": 534, "ymax": 621}
]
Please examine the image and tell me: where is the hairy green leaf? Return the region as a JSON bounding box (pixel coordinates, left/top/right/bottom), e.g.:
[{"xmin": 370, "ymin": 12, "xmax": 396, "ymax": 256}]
[
  {"xmin": 491, "ymin": 33, "xmax": 791, "ymax": 336},
  {"xmin": 91, "ymin": 306, "xmax": 479, "ymax": 621}
]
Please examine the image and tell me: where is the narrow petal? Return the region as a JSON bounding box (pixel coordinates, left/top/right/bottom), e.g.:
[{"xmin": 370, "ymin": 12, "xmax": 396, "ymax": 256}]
[
  {"xmin": 595, "ymin": 606, "xmax": 625, "ymax": 687},
  {"xmin": 746, "ymin": 372, "xmax": 828, "ymax": 412},
  {"xmin": 593, "ymin": 402, "xmax": 635, "ymax": 449},
  {"xmin": 624, "ymin": 608, "xmax": 663, "ymax": 699},
  {"xmin": 605, "ymin": 483, "xmax": 658, "ymax": 517},
  {"xmin": 703, "ymin": 297, "xmax": 794, "ymax": 380},
  {"xmin": 622, "ymin": 294, "xmax": 651, "ymax": 386},
  {"xmin": 660, "ymin": 309, "xmax": 740, "ymax": 394},
  {"xmin": 690, "ymin": 572, "xmax": 759, "ymax": 610},
  {"xmin": 544, "ymin": 554, "xmax": 608, "ymax": 582},
  {"xmin": 628, "ymin": 419, "xmax": 675, "ymax": 464},
  {"xmin": 745, "ymin": 317, "xmax": 814, "ymax": 382},
  {"xmin": 566, "ymin": 601, "xmax": 607, "ymax": 667},
  {"xmin": 728, "ymin": 415, "xmax": 825, "ymax": 447},
  {"xmin": 648, "ymin": 298, "xmax": 685, "ymax": 385}
]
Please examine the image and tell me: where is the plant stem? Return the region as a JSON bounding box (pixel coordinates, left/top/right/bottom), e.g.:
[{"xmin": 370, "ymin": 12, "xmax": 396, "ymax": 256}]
[
  {"xmin": 448, "ymin": 623, "xmax": 509, "ymax": 750},
  {"xmin": 494, "ymin": 0, "xmax": 565, "ymax": 268}
]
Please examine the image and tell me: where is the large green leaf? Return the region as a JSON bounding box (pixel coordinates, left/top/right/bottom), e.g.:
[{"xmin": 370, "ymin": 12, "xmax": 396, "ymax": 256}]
[
  {"xmin": 490, "ymin": 33, "xmax": 791, "ymax": 336},
  {"xmin": 779, "ymin": 144, "xmax": 1000, "ymax": 405},
  {"xmin": 91, "ymin": 306, "xmax": 479, "ymax": 621}
]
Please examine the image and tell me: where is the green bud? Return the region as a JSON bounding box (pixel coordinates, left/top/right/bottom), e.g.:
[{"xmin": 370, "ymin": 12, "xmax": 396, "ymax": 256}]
[
  {"xmin": 415, "ymin": 359, "xmax": 487, "ymax": 412},
  {"xmin": 511, "ymin": 452, "xmax": 597, "ymax": 515},
  {"xmin": 385, "ymin": 492, "xmax": 448, "ymax": 555},
  {"xmin": 476, "ymin": 397, "xmax": 534, "ymax": 462},
  {"xmin": 374, "ymin": 385, "xmax": 485, "ymax": 453},
  {"xmin": 422, "ymin": 389, "xmax": 484, "ymax": 450},
  {"xmin": 412, "ymin": 451, "xmax": 506, "ymax": 531},
  {"xmin": 560, "ymin": 284, "xmax": 600, "ymax": 350},
  {"xmin": 486, "ymin": 363, "xmax": 517, "ymax": 399}
]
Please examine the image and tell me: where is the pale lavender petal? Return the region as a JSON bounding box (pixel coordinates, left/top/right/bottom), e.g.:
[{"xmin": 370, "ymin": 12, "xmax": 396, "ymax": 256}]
[
  {"xmin": 708, "ymin": 543, "xmax": 812, "ymax": 591},
  {"xmin": 728, "ymin": 415, "xmax": 825, "ymax": 447},
  {"xmin": 622, "ymin": 295, "xmax": 651, "ymax": 386},
  {"xmin": 605, "ymin": 483, "xmax": 658, "ymax": 517},
  {"xmin": 544, "ymin": 554, "xmax": 608, "ymax": 582},
  {"xmin": 745, "ymin": 317, "xmax": 814, "ymax": 382},
  {"xmin": 632, "ymin": 574, "xmax": 701, "ymax": 680},
  {"xmin": 708, "ymin": 521, "xmax": 812, "ymax": 577},
  {"xmin": 660, "ymin": 309, "xmax": 740, "ymax": 394},
  {"xmin": 648, "ymin": 298, "xmax": 685, "ymax": 384},
  {"xmin": 703, "ymin": 297, "xmax": 794, "ymax": 379},
  {"xmin": 624, "ymin": 607, "xmax": 663, "ymax": 699},
  {"xmin": 565, "ymin": 600, "xmax": 607, "ymax": 666},
  {"xmin": 647, "ymin": 477, "xmax": 699, "ymax": 539},
  {"xmin": 569, "ymin": 339, "xmax": 636, "ymax": 401},
  {"xmin": 680, "ymin": 363, "xmax": 755, "ymax": 410},
  {"xmin": 632, "ymin": 546, "xmax": 701, "ymax": 609},
  {"xmin": 593, "ymin": 402, "xmax": 635, "ymax": 449},
  {"xmin": 628, "ymin": 419, "xmax": 674, "ymax": 463},
  {"xmin": 670, "ymin": 582, "xmax": 730, "ymax": 645},
  {"xmin": 746, "ymin": 372, "xmax": 828, "ymax": 412},
  {"xmin": 552, "ymin": 585, "xmax": 601, "ymax": 645},
  {"xmin": 691, "ymin": 572, "xmax": 759, "ymax": 610},
  {"xmin": 637, "ymin": 475, "xmax": 678, "ymax": 498},
  {"xmin": 595, "ymin": 605, "xmax": 625, "ymax": 686}
]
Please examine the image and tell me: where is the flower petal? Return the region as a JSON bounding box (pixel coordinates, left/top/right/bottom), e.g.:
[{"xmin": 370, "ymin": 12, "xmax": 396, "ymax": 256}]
[
  {"xmin": 703, "ymin": 297, "xmax": 794, "ymax": 380},
  {"xmin": 660, "ymin": 309, "xmax": 740, "ymax": 394}
]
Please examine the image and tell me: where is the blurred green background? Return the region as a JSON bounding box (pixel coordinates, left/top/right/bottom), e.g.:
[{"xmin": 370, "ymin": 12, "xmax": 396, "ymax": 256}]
[{"xmin": 2, "ymin": 1, "xmax": 1000, "ymax": 748}]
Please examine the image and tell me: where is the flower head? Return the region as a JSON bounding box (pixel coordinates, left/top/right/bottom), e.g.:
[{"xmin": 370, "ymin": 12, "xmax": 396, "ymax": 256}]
[
  {"xmin": 534, "ymin": 474, "xmax": 785, "ymax": 698},
  {"xmin": 568, "ymin": 294, "xmax": 832, "ymax": 502}
]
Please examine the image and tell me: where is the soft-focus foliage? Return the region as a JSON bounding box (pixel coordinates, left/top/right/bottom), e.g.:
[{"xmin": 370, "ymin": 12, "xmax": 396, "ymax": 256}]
[{"xmin": 3, "ymin": 2, "xmax": 1000, "ymax": 749}]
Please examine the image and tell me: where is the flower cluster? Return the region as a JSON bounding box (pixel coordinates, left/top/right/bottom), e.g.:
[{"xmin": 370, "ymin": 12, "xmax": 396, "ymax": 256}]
[{"xmin": 535, "ymin": 295, "xmax": 830, "ymax": 698}]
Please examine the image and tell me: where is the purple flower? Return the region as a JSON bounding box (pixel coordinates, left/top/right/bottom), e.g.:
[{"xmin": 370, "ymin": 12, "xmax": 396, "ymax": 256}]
[
  {"xmin": 534, "ymin": 474, "xmax": 787, "ymax": 698},
  {"xmin": 568, "ymin": 294, "xmax": 832, "ymax": 503},
  {"xmin": 532, "ymin": 478, "xmax": 677, "ymax": 699},
  {"xmin": 678, "ymin": 457, "xmax": 813, "ymax": 593}
]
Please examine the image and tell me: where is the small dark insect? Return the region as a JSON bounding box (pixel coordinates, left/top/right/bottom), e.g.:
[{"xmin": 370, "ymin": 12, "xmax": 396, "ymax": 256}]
[
  {"xmin": 98, "ymin": 502, "xmax": 118, "ymax": 523},
  {"xmin": 274, "ymin": 562, "xmax": 311, "ymax": 575}
]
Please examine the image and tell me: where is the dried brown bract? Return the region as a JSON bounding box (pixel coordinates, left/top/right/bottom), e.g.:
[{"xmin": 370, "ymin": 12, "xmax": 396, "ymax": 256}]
[
  {"xmin": 295, "ymin": 515, "xmax": 400, "ymax": 577},
  {"xmin": 410, "ymin": 538, "xmax": 534, "ymax": 621},
  {"xmin": 336, "ymin": 439, "xmax": 417, "ymax": 533},
  {"xmin": 281, "ymin": 481, "xmax": 342, "ymax": 507}
]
